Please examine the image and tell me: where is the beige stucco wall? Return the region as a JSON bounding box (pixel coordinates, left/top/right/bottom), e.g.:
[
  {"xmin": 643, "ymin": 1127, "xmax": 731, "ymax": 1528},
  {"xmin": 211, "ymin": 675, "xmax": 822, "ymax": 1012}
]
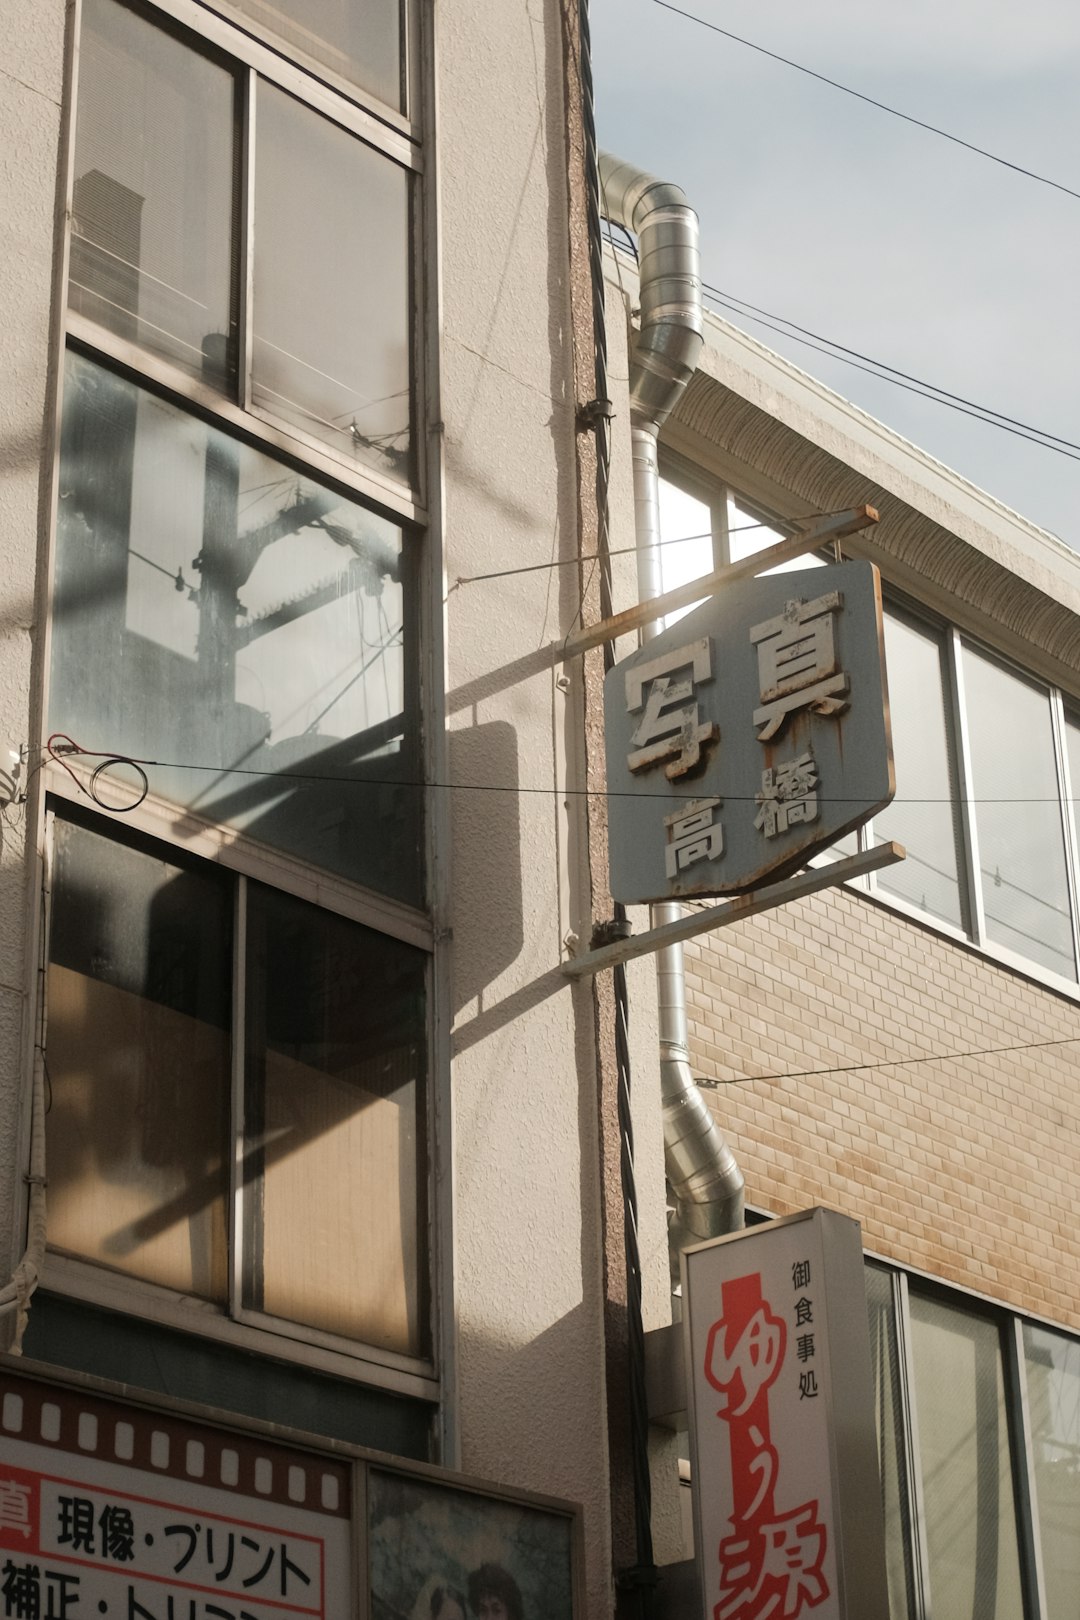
[{"xmin": 437, "ymin": 1, "xmax": 636, "ymax": 1609}]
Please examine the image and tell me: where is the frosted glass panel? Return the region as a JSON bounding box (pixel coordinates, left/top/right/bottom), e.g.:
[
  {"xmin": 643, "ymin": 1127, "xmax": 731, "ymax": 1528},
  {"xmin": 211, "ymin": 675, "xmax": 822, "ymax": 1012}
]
[
  {"xmin": 253, "ymin": 83, "xmax": 413, "ymax": 482},
  {"xmin": 962, "ymin": 646, "xmax": 1075, "ymax": 979},
  {"xmin": 50, "ymin": 353, "xmax": 421, "ymax": 903},
  {"xmin": 875, "ymin": 610, "xmax": 965, "ymax": 928},
  {"xmin": 910, "ymin": 1292, "xmax": 1024, "ymax": 1620},
  {"xmin": 46, "ymin": 818, "xmax": 231, "ymax": 1300},
  {"xmin": 728, "ymin": 495, "xmax": 813, "ymax": 575},
  {"xmin": 224, "ymin": 0, "xmax": 404, "ymax": 111},
  {"xmin": 243, "ymin": 885, "xmax": 427, "ymax": 1356},
  {"xmin": 657, "ymin": 476, "xmax": 713, "ymax": 626},
  {"xmin": 71, "ymin": 0, "xmax": 235, "ymax": 386}
]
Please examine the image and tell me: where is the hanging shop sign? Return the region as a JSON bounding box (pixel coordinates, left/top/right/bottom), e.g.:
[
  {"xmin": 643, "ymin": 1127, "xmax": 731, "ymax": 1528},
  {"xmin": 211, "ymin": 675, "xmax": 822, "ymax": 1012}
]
[
  {"xmin": 0, "ymin": 1368, "xmax": 581, "ymax": 1620},
  {"xmin": 682, "ymin": 1207, "xmax": 889, "ymax": 1620},
  {"xmin": 603, "ymin": 562, "xmax": 893, "ymax": 904}
]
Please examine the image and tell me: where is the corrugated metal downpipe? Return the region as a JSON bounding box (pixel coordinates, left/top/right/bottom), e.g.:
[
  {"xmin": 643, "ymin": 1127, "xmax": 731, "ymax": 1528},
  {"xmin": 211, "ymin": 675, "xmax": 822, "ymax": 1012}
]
[{"xmin": 599, "ymin": 152, "xmax": 745, "ymax": 1249}]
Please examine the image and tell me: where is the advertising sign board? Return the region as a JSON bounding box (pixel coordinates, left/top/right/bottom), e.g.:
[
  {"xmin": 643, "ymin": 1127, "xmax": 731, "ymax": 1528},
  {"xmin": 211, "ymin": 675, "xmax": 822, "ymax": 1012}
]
[
  {"xmin": 604, "ymin": 562, "xmax": 893, "ymax": 904},
  {"xmin": 0, "ymin": 1368, "xmax": 582, "ymax": 1620},
  {"xmin": 682, "ymin": 1208, "xmax": 889, "ymax": 1620}
]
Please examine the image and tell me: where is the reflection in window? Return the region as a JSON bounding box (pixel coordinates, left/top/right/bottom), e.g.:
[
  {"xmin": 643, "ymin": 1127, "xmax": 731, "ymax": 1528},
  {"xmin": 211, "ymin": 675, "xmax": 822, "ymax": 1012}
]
[
  {"xmin": 1024, "ymin": 1322, "xmax": 1080, "ymax": 1620},
  {"xmin": 865, "ymin": 1266, "xmax": 918, "ymax": 1620},
  {"xmin": 243, "ymin": 885, "xmax": 428, "ymax": 1356},
  {"xmin": 875, "ymin": 610, "xmax": 965, "ymax": 930},
  {"xmin": 253, "ymin": 83, "xmax": 413, "ymax": 480},
  {"xmin": 71, "ymin": 0, "xmax": 236, "ymax": 387},
  {"xmin": 50, "ymin": 353, "xmax": 421, "ymax": 904},
  {"xmin": 221, "ymin": 0, "xmax": 405, "ymax": 111},
  {"xmin": 909, "ymin": 1291, "xmax": 1025, "ymax": 1620},
  {"xmin": 46, "ymin": 816, "xmax": 430, "ymax": 1359},
  {"xmin": 46, "ymin": 816, "xmax": 232, "ymax": 1300},
  {"xmin": 962, "ymin": 647, "xmax": 1075, "ymax": 980}
]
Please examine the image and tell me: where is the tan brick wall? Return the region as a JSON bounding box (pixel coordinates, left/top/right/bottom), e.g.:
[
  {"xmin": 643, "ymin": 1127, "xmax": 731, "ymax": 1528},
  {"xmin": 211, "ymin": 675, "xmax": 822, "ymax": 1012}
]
[{"xmin": 684, "ymin": 885, "xmax": 1080, "ymax": 1328}]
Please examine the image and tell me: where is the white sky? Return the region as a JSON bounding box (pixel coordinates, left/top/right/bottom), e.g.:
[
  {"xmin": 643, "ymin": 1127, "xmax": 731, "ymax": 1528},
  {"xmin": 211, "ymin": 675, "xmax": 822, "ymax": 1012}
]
[{"xmin": 591, "ymin": 0, "xmax": 1080, "ymax": 547}]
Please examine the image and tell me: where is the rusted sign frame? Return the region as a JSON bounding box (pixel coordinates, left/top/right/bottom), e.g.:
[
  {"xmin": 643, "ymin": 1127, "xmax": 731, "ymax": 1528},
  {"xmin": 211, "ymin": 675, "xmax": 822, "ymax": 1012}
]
[{"xmin": 561, "ymin": 840, "xmax": 904, "ymax": 977}]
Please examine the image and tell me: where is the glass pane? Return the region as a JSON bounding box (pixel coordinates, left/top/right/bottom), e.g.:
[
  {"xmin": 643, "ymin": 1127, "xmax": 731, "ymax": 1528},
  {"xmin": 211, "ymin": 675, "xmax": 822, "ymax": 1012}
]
[
  {"xmin": 909, "ymin": 1291, "xmax": 1025, "ymax": 1620},
  {"xmin": 728, "ymin": 494, "xmax": 814, "ymax": 575},
  {"xmin": 1065, "ymin": 711, "xmax": 1080, "ymax": 876},
  {"xmin": 962, "ymin": 645, "xmax": 1075, "ymax": 979},
  {"xmin": 46, "ymin": 816, "xmax": 232, "ymax": 1301},
  {"xmin": 222, "ymin": 0, "xmax": 404, "ymax": 112},
  {"xmin": 657, "ymin": 475, "xmax": 713, "ymax": 625},
  {"xmin": 1024, "ymin": 1322, "xmax": 1080, "ymax": 1619},
  {"xmin": 243, "ymin": 885, "xmax": 428, "ymax": 1357},
  {"xmin": 875, "ymin": 610, "xmax": 965, "ymax": 929},
  {"xmin": 252, "ymin": 83, "xmax": 413, "ymax": 483},
  {"xmin": 71, "ymin": 0, "xmax": 235, "ymax": 387},
  {"xmin": 865, "ymin": 1266, "xmax": 917, "ymax": 1620},
  {"xmin": 50, "ymin": 353, "xmax": 421, "ymax": 905}
]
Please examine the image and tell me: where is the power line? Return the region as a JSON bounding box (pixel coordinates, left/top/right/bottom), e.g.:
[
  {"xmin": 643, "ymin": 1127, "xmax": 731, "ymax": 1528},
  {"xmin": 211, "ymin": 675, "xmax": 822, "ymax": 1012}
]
[
  {"xmin": 702, "ymin": 287, "xmax": 1080, "ymax": 464},
  {"xmin": 653, "ymin": 0, "xmax": 1080, "ymax": 204},
  {"xmin": 39, "ymin": 746, "xmax": 1080, "ymax": 806},
  {"xmin": 453, "ymin": 517, "xmax": 801, "ymax": 585},
  {"xmin": 697, "ymin": 1032, "xmax": 1080, "ymax": 1089},
  {"xmin": 705, "ymin": 284, "xmax": 1080, "ymax": 455},
  {"xmin": 601, "ymin": 226, "xmax": 1080, "ymax": 467}
]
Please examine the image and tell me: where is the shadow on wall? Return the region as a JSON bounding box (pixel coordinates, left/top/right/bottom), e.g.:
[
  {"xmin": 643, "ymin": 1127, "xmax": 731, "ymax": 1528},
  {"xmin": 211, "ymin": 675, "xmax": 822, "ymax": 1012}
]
[{"xmin": 449, "ymin": 721, "xmax": 524, "ymax": 1016}]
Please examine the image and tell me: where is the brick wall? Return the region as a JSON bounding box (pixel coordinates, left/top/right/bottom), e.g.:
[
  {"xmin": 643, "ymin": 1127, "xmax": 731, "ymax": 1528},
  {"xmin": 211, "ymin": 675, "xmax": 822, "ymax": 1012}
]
[{"xmin": 684, "ymin": 884, "xmax": 1080, "ymax": 1328}]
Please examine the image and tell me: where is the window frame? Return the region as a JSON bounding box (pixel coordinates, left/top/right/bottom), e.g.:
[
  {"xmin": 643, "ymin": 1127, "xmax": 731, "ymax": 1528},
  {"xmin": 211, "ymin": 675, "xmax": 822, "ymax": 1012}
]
[
  {"xmin": 657, "ymin": 458, "xmax": 1080, "ymax": 1002},
  {"xmin": 18, "ymin": 0, "xmax": 451, "ymax": 1421},
  {"xmin": 865, "ymin": 1256, "xmax": 1076, "ymax": 1620},
  {"xmin": 67, "ymin": 0, "xmax": 425, "ymax": 516},
  {"xmin": 40, "ymin": 790, "xmax": 438, "ymax": 1396}
]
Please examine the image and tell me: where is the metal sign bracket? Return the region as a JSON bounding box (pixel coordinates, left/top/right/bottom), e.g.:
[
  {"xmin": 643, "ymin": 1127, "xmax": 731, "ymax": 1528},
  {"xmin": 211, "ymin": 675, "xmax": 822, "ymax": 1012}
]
[{"xmin": 561, "ymin": 840, "xmax": 904, "ymax": 976}]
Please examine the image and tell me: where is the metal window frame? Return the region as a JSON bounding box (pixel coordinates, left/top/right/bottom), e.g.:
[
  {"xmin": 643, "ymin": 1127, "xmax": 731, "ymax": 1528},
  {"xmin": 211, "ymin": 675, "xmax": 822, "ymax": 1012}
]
[
  {"xmin": 71, "ymin": 0, "xmax": 423, "ymax": 502},
  {"xmin": 193, "ymin": 0, "xmax": 421, "ymax": 140},
  {"xmin": 16, "ymin": 0, "xmax": 451, "ymax": 1424},
  {"xmin": 883, "ymin": 1263, "xmax": 1062, "ymax": 1620},
  {"xmin": 40, "ymin": 801, "xmax": 439, "ymax": 1389}
]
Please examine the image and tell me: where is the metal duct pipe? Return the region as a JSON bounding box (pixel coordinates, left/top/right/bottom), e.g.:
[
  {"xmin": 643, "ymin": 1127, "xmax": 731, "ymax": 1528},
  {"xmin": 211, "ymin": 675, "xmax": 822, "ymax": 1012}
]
[{"xmin": 600, "ymin": 151, "xmax": 745, "ymax": 1246}]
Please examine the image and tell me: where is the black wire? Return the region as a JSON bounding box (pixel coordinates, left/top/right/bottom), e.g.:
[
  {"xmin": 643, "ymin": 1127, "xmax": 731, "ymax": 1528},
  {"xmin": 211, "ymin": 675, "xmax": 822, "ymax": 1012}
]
[
  {"xmin": 697, "ymin": 1033, "xmax": 1080, "ymax": 1090},
  {"xmin": 705, "ymin": 285, "xmax": 1080, "ymax": 455},
  {"xmin": 40, "ymin": 748, "xmax": 1080, "ymax": 807},
  {"xmin": 702, "ymin": 289, "xmax": 1080, "ymax": 465},
  {"xmin": 652, "ymin": 0, "xmax": 1080, "ymax": 205},
  {"xmin": 581, "ymin": 0, "xmax": 655, "ymax": 1595}
]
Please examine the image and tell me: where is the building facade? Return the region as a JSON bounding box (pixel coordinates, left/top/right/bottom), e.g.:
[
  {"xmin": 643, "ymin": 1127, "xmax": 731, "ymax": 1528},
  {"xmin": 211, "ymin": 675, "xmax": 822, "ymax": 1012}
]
[{"xmin": 3, "ymin": 1, "xmax": 1080, "ymax": 1617}]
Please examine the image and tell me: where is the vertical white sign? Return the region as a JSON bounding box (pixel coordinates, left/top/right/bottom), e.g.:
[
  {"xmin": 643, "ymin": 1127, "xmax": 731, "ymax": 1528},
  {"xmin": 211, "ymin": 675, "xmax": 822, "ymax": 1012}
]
[{"xmin": 682, "ymin": 1208, "xmax": 889, "ymax": 1620}]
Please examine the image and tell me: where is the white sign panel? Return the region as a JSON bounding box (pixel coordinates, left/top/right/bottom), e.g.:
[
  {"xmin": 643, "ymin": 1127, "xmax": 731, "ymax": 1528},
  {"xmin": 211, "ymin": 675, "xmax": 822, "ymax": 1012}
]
[
  {"xmin": 682, "ymin": 1209, "xmax": 888, "ymax": 1620},
  {"xmin": 0, "ymin": 1379, "xmax": 351, "ymax": 1620},
  {"xmin": 604, "ymin": 563, "xmax": 894, "ymax": 904}
]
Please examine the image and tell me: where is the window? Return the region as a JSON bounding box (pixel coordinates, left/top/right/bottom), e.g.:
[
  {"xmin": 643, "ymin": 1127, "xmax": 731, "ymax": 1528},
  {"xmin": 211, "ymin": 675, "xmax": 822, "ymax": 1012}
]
[
  {"xmin": 866, "ymin": 1264, "xmax": 1080, "ymax": 1620},
  {"xmin": 866, "ymin": 610, "xmax": 1080, "ymax": 987},
  {"xmin": 46, "ymin": 811, "xmax": 429, "ymax": 1360},
  {"xmin": 70, "ymin": 0, "xmax": 417, "ymax": 488},
  {"xmin": 39, "ymin": 0, "xmax": 435, "ymax": 1396},
  {"xmin": 658, "ymin": 467, "xmax": 1080, "ymax": 991}
]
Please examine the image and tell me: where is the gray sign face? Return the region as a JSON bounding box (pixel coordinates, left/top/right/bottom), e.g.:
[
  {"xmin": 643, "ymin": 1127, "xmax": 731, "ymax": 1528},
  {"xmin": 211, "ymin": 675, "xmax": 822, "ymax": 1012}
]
[{"xmin": 604, "ymin": 562, "xmax": 893, "ymax": 903}]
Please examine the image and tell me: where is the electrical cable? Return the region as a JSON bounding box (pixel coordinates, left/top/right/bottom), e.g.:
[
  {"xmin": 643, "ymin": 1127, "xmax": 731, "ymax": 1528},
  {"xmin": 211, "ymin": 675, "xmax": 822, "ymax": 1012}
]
[
  {"xmin": 580, "ymin": 0, "xmax": 655, "ymax": 1600},
  {"xmin": 701, "ymin": 288, "xmax": 1080, "ymax": 464},
  {"xmin": 702, "ymin": 285, "xmax": 1080, "ymax": 455},
  {"xmin": 652, "ymin": 0, "xmax": 1080, "ymax": 204},
  {"xmin": 697, "ymin": 1033, "xmax": 1080, "ymax": 1089},
  {"xmin": 36, "ymin": 742, "xmax": 1080, "ymax": 807}
]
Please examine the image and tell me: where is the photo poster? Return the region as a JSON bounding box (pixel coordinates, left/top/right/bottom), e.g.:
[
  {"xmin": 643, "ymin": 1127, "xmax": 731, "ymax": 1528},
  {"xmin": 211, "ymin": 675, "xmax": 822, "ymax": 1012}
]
[{"xmin": 369, "ymin": 1470, "xmax": 576, "ymax": 1620}]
